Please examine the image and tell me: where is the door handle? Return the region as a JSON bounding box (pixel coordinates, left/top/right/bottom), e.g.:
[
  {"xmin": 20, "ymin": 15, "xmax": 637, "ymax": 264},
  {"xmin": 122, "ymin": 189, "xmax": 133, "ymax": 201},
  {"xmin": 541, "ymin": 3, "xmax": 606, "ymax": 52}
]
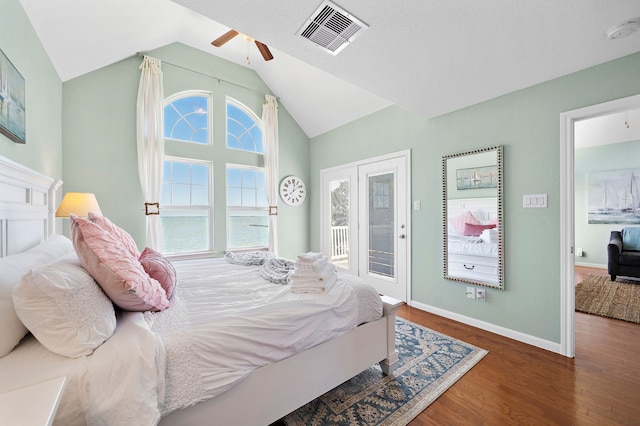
[{"xmin": 399, "ymin": 234, "xmax": 406, "ymax": 239}]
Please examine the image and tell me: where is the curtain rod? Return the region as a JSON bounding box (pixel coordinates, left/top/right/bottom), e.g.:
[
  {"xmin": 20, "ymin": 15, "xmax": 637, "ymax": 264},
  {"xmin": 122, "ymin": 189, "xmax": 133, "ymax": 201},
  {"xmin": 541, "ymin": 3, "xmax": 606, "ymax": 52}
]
[{"xmin": 136, "ymin": 52, "xmax": 275, "ymax": 99}]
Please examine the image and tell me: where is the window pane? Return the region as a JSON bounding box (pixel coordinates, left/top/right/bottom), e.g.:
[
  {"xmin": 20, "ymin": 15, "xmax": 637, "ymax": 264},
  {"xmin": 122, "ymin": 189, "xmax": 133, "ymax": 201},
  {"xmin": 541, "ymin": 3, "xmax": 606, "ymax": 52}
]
[
  {"xmin": 172, "ymin": 184, "xmax": 191, "ymax": 205},
  {"xmin": 227, "ymin": 188, "xmax": 242, "ymax": 206},
  {"xmin": 227, "ymin": 168, "xmax": 242, "ymax": 187},
  {"xmin": 192, "ymin": 186, "xmax": 209, "ymax": 205},
  {"xmin": 173, "ymin": 163, "xmax": 190, "ymax": 184},
  {"xmin": 242, "ymin": 169, "xmax": 257, "ymax": 188},
  {"xmin": 226, "ymin": 100, "xmax": 262, "ymax": 153},
  {"xmin": 164, "ymin": 95, "xmax": 209, "ymax": 145},
  {"xmin": 227, "ymin": 212, "xmax": 268, "ymax": 249},
  {"xmin": 161, "ymin": 209, "xmax": 209, "ymax": 254},
  {"xmin": 192, "ymin": 164, "xmax": 208, "ymax": 185},
  {"xmin": 242, "ymin": 188, "xmax": 256, "ymax": 206}
]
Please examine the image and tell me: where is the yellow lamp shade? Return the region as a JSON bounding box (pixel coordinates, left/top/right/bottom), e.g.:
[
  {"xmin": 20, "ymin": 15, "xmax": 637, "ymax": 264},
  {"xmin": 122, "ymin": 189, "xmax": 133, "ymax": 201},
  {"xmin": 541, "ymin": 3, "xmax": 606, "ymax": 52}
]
[{"xmin": 55, "ymin": 192, "xmax": 102, "ymax": 218}]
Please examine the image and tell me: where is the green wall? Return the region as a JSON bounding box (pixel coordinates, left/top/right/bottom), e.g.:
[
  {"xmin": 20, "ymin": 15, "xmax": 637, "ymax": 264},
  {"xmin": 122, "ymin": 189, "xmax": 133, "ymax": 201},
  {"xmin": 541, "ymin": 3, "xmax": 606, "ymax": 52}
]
[
  {"xmin": 62, "ymin": 43, "xmax": 310, "ymax": 259},
  {"xmin": 575, "ymin": 139, "xmax": 640, "ymax": 267},
  {"xmin": 310, "ymin": 52, "xmax": 640, "ymax": 344},
  {"xmin": 0, "ymin": 0, "xmax": 62, "ymax": 178}
]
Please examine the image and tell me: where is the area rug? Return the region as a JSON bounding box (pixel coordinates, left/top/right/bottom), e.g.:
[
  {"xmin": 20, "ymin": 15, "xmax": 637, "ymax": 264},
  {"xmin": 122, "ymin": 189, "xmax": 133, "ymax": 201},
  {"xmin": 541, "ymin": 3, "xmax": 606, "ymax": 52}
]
[
  {"xmin": 283, "ymin": 318, "xmax": 488, "ymax": 426},
  {"xmin": 575, "ymin": 274, "xmax": 640, "ymax": 324}
]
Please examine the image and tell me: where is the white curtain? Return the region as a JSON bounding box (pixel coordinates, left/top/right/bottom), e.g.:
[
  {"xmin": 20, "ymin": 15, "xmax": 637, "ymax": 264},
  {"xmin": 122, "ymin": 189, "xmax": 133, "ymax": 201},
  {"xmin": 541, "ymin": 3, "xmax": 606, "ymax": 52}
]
[
  {"xmin": 262, "ymin": 94, "xmax": 279, "ymax": 255},
  {"xmin": 136, "ymin": 56, "xmax": 165, "ymax": 251}
]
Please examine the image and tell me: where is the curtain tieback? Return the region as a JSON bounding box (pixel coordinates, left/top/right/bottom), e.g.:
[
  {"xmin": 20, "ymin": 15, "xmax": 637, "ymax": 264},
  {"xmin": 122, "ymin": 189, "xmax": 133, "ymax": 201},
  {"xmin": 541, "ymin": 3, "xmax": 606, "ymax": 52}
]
[
  {"xmin": 269, "ymin": 206, "xmax": 278, "ymax": 216},
  {"xmin": 145, "ymin": 202, "xmax": 160, "ymax": 215}
]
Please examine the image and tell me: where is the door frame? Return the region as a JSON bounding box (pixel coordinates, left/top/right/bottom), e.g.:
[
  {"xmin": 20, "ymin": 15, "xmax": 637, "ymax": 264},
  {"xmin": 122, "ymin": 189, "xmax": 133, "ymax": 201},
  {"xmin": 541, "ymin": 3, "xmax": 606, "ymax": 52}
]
[
  {"xmin": 320, "ymin": 149, "xmax": 412, "ymax": 303},
  {"xmin": 560, "ymin": 93, "xmax": 640, "ymax": 358}
]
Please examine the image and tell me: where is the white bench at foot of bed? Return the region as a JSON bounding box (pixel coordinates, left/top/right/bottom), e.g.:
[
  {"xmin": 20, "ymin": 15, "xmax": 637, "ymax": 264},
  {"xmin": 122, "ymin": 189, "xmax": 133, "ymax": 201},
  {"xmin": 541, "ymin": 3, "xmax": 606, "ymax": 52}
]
[{"xmin": 159, "ymin": 296, "xmax": 403, "ymax": 426}]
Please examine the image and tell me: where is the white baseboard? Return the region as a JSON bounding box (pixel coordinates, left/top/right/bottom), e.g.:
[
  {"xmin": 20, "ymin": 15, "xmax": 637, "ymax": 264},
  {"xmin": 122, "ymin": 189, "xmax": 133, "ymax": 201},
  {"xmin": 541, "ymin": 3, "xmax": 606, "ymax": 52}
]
[
  {"xmin": 409, "ymin": 300, "xmax": 564, "ymax": 355},
  {"xmin": 575, "ymin": 261, "xmax": 606, "ymax": 269}
]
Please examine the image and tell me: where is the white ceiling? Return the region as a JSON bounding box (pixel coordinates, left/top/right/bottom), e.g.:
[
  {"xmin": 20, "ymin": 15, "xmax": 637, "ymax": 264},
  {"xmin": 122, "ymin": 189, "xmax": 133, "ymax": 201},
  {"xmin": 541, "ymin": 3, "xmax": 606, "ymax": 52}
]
[{"xmin": 20, "ymin": 0, "xmax": 640, "ymax": 138}]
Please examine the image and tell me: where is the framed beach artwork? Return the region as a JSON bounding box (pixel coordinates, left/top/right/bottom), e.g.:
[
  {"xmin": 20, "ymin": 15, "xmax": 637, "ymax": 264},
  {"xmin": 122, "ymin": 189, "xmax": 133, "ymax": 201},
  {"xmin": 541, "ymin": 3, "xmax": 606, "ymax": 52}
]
[
  {"xmin": 0, "ymin": 49, "xmax": 26, "ymax": 144},
  {"xmin": 588, "ymin": 168, "xmax": 640, "ymax": 224},
  {"xmin": 456, "ymin": 165, "xmax": 498, "ymax": 190}
]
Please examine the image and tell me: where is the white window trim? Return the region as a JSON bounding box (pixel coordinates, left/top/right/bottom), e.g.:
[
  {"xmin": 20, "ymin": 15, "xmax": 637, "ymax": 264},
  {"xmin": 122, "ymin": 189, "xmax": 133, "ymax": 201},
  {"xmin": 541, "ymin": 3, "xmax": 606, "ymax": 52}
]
[
  {"xmin": 225, "ymin": 163, "xmax": 269, "ymax": 251},
  {"xmin": 162, "ymin": 155, "xmax": 214, "ymax": 257}
]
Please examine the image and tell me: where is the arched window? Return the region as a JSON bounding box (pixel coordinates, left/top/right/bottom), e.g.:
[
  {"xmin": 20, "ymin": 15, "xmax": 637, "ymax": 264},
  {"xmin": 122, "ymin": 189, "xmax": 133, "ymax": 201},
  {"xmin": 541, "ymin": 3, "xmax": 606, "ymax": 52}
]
[
  {"xmin": 226, "ymin": 98, "xmax": 263, "ymax": 153},
  {"xmin": 164, "ymin": 93, "xmax": 211, "ymax": 144}
]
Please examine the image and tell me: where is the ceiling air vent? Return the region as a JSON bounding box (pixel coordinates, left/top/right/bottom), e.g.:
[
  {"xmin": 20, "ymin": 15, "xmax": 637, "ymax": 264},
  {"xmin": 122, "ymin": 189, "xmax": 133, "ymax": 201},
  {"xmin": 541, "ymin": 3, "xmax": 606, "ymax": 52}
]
[{"xmin": 297, "ymin": 0, "xmax": 368, "ymax": 55}]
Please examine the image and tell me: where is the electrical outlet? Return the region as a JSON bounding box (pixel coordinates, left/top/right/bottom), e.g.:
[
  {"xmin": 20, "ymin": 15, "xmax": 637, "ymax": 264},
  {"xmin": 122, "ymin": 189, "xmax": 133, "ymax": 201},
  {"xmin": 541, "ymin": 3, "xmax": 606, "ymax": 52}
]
[
  {"xmin": 476, "ymin": 289, "xmax": 486, "ymax": 302},
  {"xmin": 466, "ymin": 287, "xmax": 475, "ymax": 299},
  {"xmin": 576, "ymin": 248, "xmax": 583, "ymax": 257}
]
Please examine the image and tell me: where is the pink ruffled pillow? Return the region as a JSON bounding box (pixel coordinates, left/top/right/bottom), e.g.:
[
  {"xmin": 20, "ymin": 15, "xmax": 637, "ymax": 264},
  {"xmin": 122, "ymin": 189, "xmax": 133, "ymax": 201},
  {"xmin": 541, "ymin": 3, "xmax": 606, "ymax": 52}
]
[
  {"xmin": 88, "ymin": 212, "xmax": 140, "ymax": 258},
  {"xmin": 450, "ymin": 211, "xmax": 480, "ymax": 235},
  {"xmin": 463, "ymin": 222, "xmax": 497, "ymax": 237},
  {"xmin": 70, "ymin": 215, "xmax": 169, "ymax": 312},
  {"xmin": 139, "ymin": 247, "xmax": 177, "ymax": 299}
]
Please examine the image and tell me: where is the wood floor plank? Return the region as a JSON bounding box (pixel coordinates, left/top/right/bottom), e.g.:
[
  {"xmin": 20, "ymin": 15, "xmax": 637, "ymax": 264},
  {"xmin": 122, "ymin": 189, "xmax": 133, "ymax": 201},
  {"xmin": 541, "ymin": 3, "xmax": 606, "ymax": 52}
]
[{"xmin": 275, "ymin": 266, "xmax": 639, "ymax": 425}]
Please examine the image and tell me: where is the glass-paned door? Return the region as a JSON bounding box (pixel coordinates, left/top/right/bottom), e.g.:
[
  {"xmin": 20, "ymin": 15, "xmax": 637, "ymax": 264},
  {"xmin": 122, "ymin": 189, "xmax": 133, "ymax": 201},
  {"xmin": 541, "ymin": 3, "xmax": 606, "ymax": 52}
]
[
  {"xmin": 321, "ymin": 153, "xmax": 409, "ymax": 301},
  {"xmin": 359, "ymin": 156, "xmax": 407, "ymax": 301}
]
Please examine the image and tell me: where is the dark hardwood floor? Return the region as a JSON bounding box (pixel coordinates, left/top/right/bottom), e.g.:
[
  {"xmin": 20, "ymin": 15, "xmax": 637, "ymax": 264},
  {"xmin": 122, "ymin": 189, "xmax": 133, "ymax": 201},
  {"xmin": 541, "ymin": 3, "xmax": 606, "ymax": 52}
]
[{"xmin": 277, "ymin": 266, "xmax": 640, "ymax": 425}]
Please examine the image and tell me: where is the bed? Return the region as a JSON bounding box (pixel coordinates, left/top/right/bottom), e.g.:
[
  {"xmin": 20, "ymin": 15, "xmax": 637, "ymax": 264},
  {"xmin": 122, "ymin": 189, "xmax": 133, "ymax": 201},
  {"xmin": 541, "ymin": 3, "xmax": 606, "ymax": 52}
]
[
  {"xmin": 446, "ymin": 197, "xmax": 499, "ymax": 284},
  {"xmin": 0, "ymin": 154, "xmax": 402, "ymax": 426}
]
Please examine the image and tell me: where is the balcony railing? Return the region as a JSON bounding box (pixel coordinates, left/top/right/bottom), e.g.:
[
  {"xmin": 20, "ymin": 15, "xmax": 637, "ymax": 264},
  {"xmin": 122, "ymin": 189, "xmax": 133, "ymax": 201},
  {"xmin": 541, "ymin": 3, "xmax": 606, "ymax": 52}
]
[{"xmin": 331, "ymin": 225, "xmax": 349, "ymax": 260}]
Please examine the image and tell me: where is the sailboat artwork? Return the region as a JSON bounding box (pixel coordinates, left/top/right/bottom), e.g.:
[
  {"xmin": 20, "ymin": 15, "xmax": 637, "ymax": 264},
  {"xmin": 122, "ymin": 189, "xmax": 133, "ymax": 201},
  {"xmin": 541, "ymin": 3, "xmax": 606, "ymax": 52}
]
[
  {"xmin": 588, "ymin": 168, "xmax": 640, "ymax": 224},
  {"xmin": 456, "ymin": 165, "xmax": 498, "ymax": 190}
]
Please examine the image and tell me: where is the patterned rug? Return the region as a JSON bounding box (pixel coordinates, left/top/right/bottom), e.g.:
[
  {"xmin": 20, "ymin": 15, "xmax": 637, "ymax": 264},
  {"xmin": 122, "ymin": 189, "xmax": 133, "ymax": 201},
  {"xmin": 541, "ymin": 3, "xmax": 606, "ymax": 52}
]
[
  {"xmin": 283, "ymin": 318, "xmax": 488, "ymax": 426},
  {"xmin": 575, "ymin": 274, "xmax": 640, "ymax": 324}
]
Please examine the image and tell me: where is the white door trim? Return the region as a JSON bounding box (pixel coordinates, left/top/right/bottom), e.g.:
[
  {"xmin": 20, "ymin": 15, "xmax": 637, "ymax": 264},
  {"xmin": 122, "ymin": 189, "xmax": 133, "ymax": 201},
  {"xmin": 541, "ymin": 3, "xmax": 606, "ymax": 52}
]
[
  {"xmin": 319, "ymin": 150, "xmax": 412, "ymax": 303},
  {"xmin": 560, "ymin": 93, "xmax": 640, "ymax": 358}
]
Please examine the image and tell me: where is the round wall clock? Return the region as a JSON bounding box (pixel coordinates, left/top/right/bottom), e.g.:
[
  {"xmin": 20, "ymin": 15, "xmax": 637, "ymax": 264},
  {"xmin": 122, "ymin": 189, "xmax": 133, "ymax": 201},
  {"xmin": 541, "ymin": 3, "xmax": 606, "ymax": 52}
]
[{"xmin": 279, "ymin": 175, "xmax": 306, "ymax": 206}]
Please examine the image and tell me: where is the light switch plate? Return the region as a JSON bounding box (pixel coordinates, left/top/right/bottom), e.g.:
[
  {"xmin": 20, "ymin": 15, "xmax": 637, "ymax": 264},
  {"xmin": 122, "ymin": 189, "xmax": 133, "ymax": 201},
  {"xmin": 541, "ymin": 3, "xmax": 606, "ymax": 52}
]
[{"xmin": 523, "ymin": 194, "xmax": 548, "ymax": 208}]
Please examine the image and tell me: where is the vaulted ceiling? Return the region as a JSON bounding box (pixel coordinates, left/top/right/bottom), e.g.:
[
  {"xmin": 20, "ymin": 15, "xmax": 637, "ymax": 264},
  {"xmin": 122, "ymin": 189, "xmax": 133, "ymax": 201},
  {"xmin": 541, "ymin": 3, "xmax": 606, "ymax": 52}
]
[{"xmin": 20, "ymin": 0, "xmax": 640, "ymax": 138}]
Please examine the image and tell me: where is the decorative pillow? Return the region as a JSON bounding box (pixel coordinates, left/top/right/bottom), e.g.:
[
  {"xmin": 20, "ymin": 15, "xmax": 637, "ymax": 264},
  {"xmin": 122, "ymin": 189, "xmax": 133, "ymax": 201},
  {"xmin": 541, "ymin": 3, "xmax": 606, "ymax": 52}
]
[
  {"xmin": 463, "ymin": 222, "xmax": 497, "ymax": 237},
  {"xmin": 71, "ymin": 214, "xmax": 169, "ymax": 312},
  {"xmin": 450, "ymin": 211, "xmax": 480, "ymax": 235},
  {"xmin": 13, "ymin": 255, "xmax": 116, "ymax": 358},
  {"xmin": 622, "ymin": 227, "xmax": 640, "ymax": 251},
  {"xmin": 139, "ymin": 247, "xmax": 177, "ymax": 299},
  {"xmin": 0, "ymin": 235, "xmax": 74, "ymax": 358},
  {"xmin": 88, "ymin": 212, "xmax": 140, "ymax": 258}
]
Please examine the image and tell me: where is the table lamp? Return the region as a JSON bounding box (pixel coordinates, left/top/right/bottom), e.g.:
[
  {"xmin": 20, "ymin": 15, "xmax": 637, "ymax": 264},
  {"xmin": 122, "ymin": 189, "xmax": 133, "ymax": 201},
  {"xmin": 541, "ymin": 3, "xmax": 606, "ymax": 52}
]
[{"xmin": 55, "ymin": 192, "xmax": 102, "ymax": 218}]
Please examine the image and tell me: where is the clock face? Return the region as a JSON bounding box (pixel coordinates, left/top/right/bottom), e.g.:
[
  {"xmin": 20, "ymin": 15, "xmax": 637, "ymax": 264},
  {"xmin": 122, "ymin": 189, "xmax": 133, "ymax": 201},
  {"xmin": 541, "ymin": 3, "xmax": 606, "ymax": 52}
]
[{"xmin": 279, "ymin": 175, "xmax": 306, "ymax": 206}]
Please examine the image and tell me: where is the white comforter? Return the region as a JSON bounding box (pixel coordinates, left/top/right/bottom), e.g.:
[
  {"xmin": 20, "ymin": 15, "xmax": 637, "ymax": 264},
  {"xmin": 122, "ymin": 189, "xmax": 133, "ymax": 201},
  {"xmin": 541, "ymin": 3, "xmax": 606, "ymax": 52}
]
[
  {"xmin": 146, "ymin": 258, "xmax": 382, "ymax": 414},
  {"xmin": 0, "ymin": 257, "xmax": 382, "ymax": 425}
]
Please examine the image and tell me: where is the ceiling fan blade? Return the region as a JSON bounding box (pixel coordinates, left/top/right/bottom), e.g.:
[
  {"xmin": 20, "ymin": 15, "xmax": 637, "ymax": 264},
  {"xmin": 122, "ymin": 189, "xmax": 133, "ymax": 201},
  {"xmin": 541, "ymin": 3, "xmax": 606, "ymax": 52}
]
[
  {"xmin": 211, "ymin": 29, "xmax": 239, "ymax": 47},
  {"xmin": 254, "ymin": 40, "xmax": 274, "ymax": 61}
]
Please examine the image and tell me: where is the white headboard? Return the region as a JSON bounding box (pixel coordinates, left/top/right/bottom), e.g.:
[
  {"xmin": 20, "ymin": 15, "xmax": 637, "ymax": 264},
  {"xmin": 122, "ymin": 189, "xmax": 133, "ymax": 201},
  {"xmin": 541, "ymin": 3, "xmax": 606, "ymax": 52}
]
[
  {"xmin": 0, "ymin": 155, "xmax": 62, "ymax": 258},
  {"xmin": 447, "ymin": 197, "xmax": 498, "ymax": 224}
]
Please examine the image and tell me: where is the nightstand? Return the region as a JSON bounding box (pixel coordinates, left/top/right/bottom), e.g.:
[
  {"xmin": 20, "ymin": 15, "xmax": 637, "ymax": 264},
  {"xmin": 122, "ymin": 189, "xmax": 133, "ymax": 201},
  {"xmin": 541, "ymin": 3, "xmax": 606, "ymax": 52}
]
[{"xmin": 0, "ymin": 377, "xmax": 66, "ymax": 426}]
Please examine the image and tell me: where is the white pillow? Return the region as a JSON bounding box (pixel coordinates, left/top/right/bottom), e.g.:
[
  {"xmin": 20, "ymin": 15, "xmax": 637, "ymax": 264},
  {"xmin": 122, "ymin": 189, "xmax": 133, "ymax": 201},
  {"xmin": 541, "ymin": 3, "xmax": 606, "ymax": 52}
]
[
  {"xmin": 13, "ymin": 255, "xmax": 116, "ymax": 358},
  {"xmin": 0, "ymin": 235, "xmax": 74, "ymax": 358}
]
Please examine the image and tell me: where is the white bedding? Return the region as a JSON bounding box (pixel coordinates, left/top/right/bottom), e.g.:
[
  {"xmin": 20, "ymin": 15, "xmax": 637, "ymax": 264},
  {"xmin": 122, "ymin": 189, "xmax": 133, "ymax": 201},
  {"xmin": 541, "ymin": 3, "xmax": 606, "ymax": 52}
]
[
  {"xmin": 0, "ymin": 256, "xmax": 382, "ymax": 425},
  {"xmin": 0, "ymin": 311, "xmax": 163, "ymax": 426},
  {"xmin": 146, "ymin": 257, "xmax": 382, "ymax": 414},
  {"xmin": 448, "ymin": 236, "xmax": 499, "ymax": 257}
]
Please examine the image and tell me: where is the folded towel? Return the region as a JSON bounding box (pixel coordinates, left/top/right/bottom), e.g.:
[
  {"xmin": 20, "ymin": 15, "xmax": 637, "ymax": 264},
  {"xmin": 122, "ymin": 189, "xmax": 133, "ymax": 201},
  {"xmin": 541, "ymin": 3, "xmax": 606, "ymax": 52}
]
[
  {"xmin": 289, "ymin": 262, "xmax": 336, "ymax": 283},
  {"xmin": 291, "ymin": 273, "xmax": 337, "ymax": 294},
  {"xmin": 296, "ymin": 252, "xmax": 324, "ymax": 263},
  {"xmin": 293, "ymin": 256, "xmax": 328, "ymax": 273}
]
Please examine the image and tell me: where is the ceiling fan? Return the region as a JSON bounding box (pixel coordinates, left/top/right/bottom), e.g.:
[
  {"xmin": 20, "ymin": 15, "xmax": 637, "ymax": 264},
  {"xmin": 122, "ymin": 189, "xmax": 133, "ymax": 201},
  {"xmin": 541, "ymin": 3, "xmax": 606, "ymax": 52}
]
[{"xmin": 211, "ymin": 29, "xmax": 274, "ymax": 62}]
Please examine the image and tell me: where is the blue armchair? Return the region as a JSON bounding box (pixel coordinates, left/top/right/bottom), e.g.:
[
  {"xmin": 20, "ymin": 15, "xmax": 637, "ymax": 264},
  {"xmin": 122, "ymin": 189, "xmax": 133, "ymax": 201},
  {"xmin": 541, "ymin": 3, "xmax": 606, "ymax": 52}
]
[{"xmin": 608, "ymin": 228, "xmax": 640, "ymax": 281}]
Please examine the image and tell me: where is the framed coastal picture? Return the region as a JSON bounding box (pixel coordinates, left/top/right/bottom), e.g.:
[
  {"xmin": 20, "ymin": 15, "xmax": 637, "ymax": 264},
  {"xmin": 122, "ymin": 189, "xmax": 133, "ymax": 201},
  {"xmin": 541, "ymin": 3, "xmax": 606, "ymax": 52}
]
[
  {"xmin": 588, "ymin": 168, "xmax": 640, "ymax": 224},
  {"xmin": 0, "ymin": 49, "xmax": 26, "ymax": 144},
  {"xmin": 456, "ymin": 165, "xmax": 497, "ymax": 190}
]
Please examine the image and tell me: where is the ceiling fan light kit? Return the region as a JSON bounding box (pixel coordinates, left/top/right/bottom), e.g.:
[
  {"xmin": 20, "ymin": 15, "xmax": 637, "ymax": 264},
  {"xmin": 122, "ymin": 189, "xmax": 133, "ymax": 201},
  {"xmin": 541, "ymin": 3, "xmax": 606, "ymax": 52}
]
[{"xmin": 211, "ymin": 29, "xmax": 274, "ymax": 61}]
